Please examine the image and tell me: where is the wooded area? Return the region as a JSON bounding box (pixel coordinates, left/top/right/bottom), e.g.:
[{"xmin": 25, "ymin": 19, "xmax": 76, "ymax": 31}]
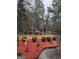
[{"xmin": 17, "ymin": 0, "xmax": 61, "ymax": 34}]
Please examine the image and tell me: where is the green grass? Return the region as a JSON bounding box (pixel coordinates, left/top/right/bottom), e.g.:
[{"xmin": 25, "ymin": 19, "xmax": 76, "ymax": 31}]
[
  {"xmin": 17, "ymin": 35, "xmax": 48, "ymax": 40},
  {"xmin": 17, "ymin": 34, "xmax": 59, "ymax": 40}
]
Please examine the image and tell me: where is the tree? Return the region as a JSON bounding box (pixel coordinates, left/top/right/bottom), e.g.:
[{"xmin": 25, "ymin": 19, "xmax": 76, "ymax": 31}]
[
  {"xmin": 48, "ymin": 0, "xmax": 61, "ymax": 34},
  {"xmin": 17, "ymin": 0, "xmax": 34, "ymax": 34},
  {"xmin": 17, "ymin": 0, "xmax": 27, "ymax": 33},
  {"xmin": 33, "ymin": 0, "xmax": 45, "ymax": 32}
]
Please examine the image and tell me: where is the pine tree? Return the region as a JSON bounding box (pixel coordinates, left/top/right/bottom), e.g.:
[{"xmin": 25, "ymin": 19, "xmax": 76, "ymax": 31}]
[
  {"xmin": 17, "ymin": 0, "xmax": 27, "ymax": 33},
  {"xmin": 48, "ymin": 0, "xmax": 61, "ymax": 34},
  {"xmin": 34, "ymin": 0, "xmax": 45, "ymax": 32}
]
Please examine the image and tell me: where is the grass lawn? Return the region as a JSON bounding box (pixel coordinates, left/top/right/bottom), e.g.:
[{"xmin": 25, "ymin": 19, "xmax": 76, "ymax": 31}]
[
  {"xmin": 17, "ymin": 35, "xmax": 48, "ymax": 39},
  {"xmin": 17, "ymin": 34, "xmax": 55, "ymax": 40}
]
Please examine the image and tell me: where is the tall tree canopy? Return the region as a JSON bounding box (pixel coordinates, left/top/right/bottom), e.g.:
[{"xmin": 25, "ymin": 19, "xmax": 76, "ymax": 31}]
[
  {"xmin": 17, "ymin": 0, "xmax": 61, "ymax": 34},
  {"xmin": 47, "ymin": 0, "xmax": 61, "ymax": 34}
]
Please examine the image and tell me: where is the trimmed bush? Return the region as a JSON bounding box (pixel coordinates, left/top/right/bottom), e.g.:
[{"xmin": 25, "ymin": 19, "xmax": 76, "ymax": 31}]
[
  {"xmin": 22, "ymin": 37, "xmax": 27, "ymax": 42},
  {"xmin": 17, "ymin": 36, "xmax": 19, "ymax": 42},
  {"xmin": 53, "ymin": 37, "xmax": 56, "ymax": 41},
  {"xmin": 29, "ymin": 32, "xmax": 32, "ymax": 34},
  {"xmin": 22, "ymin": 36, "xmax": 27, "ymax": 39},
  {"xmin": 41, "ymin": 37, "xmax": 46, "ymax": 42},
  {"xmin": 32, "ymin": 37, "xmax": 37, "ymax": 42},
  {"xmin": 46, "ymin": 37, "xmax": 51, "ymax": 42},
  {"xmin": 17, "ymin": 36, "xmax": 19, "ymax": 39},
  {"xmin": 36, "ymin": 43, "xmax": 40, "ymax": 47}
]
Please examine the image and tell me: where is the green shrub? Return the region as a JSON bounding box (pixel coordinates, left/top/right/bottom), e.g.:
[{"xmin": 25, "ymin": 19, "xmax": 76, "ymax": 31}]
[
  {"xmin": 32, "ymin": 37, "xmax": 37, "ymax": 42},
  {"xmin": 36, "ymin": 43, "xmax": 40, "ymax": 47},
  {"xmin": 17, "ymin": 36, "xmax": 19, "ymax": 41},
  {"xmin": 46, "ymin": 37, "xmax": 51, "ymax": 42},
  {"xmin": 53, "ymin": 37, "xmax": 56, "ymax": 41},
  {"xmin": 22, "ymin": 37, "xmax": 27, "ymax": 42},
  {"xmin": 17, "ymin": 36, "xmax": 19, "ymax": 39},
  {"xmin": 41, "ymin": 37, "xmax": 46, "ymax": 42}
]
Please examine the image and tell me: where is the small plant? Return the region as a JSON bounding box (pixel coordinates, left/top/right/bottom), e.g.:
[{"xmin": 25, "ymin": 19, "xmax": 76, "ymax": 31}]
[
  {"xmin": 46, "ymin": 37, "xmax": 51, "ymax": 42},
  {"xmin": 29, "ymin": 31, "xmax": 32, "ymax": 34},
  {"xmin": 22, "ymin": 37, "xmax": 27, "ymax": 42},
  {"xmin": 23, "ymin": 36, "xmax": 27, "ymax": 39},
  {"xmin": 32, "ymin": 37, "xmax": 37, "ymax": 42},
  {"xmin": 17, "ymin": 36, "xmax": 19, "ymax": 41},
  {"xmin": 53, "ymin": 37, "xmax": 56, "ymax": 41},
  {"xmin": 17, "ymin": 36, "xmax": 19, "ymax": 39},
  {"xmin": 41, "ymin": 37, "xmax": 46, "ymax": 42},
  {"xmin": 36, "ymin": 43, "xmax": 40, "ymax": 47}
]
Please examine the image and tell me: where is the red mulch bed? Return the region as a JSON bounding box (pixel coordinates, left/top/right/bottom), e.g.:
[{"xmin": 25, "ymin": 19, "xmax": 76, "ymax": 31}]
[{"xmin": 17, "ymin": 39, "xmax": 58, "ymax": 59}]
